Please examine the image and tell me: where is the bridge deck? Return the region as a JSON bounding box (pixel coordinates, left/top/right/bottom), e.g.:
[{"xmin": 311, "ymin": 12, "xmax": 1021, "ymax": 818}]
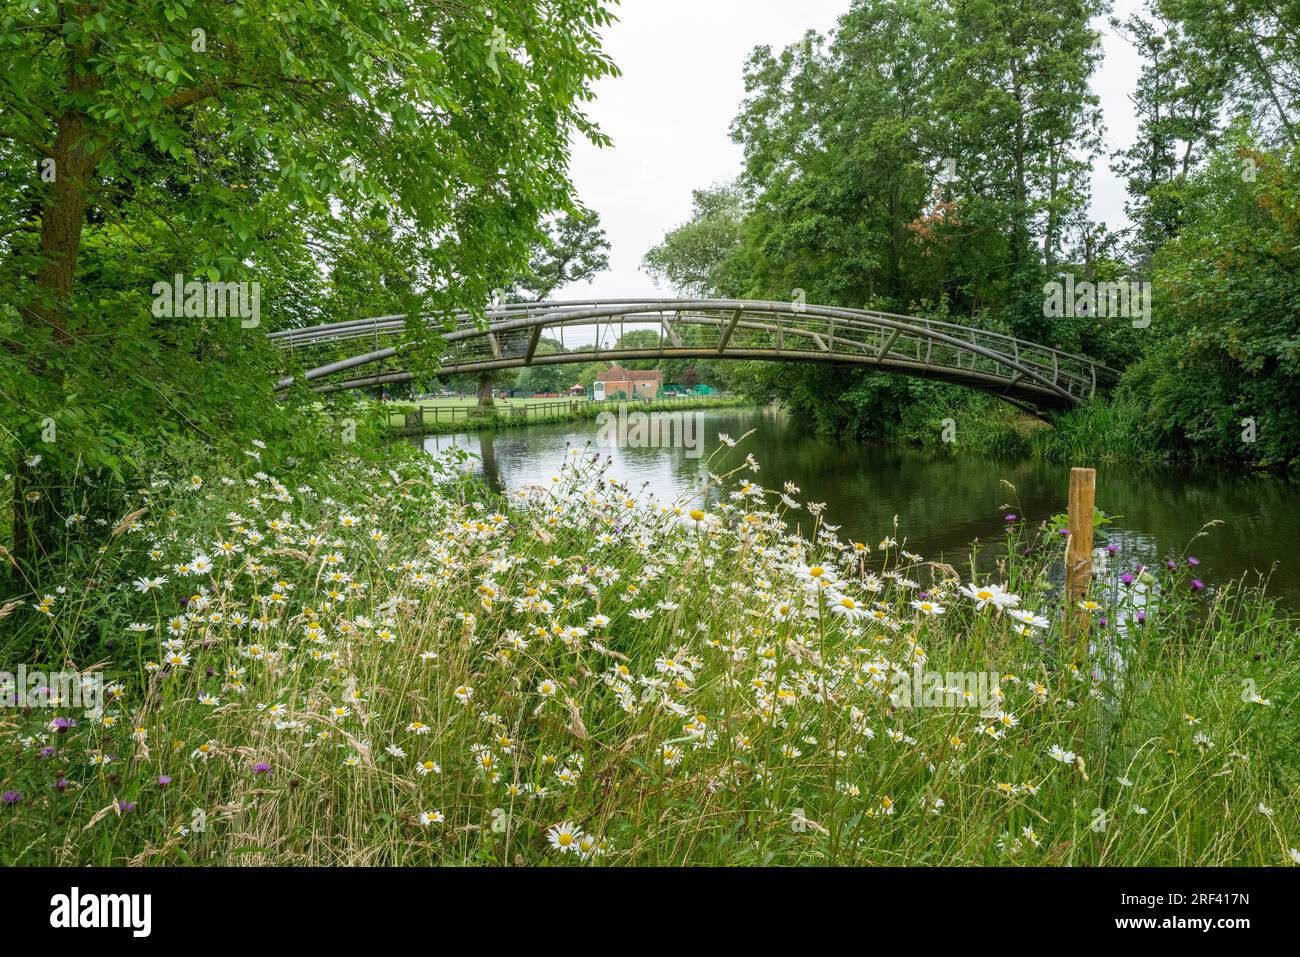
[{"xmin": 269, "ymin": 299, "xmax": 1117, "ymax": 412}]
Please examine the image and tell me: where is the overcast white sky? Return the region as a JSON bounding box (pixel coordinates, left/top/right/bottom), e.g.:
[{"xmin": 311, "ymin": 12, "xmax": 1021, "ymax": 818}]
[{"xmin": 559, "ymin": 0, "xmax": 1145, "ymax": 302}]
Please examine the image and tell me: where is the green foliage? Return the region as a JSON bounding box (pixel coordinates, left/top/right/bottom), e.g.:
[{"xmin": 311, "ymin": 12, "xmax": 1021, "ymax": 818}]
[
  {"xmin": 0, "ymin": 0, "xmax": 619, "ymax": 567},
  {"xmin": 643, "ymin": 184, "xmax": 750, "ymax": 297},
  {"xmin": 471, "ymin": 205, "xmax": 612, "ymax": 399},
  {"xmin": 1123, "ymin": 134, "xmax": 1300, "ymax": 468},
  {"xmin": 645, "ymin": 0, "xmax": 1112, "ymax": 446},
  {"xmin": 1031, "ymin": 397, "xmax": 1153, "ymax": 465},
  {"xmin": 509, "ymin": 208, "xmax": 612, "ymax": 302},
  {"xmin": 641, "ymin": 0, "xmax": 1300, "ymax": 469}
]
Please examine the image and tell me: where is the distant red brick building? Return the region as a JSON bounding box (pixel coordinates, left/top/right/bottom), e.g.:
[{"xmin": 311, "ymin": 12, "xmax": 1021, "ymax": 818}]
[{"xmin": 594, "ymin": 364, "xmax": 660, "ymax": 400}]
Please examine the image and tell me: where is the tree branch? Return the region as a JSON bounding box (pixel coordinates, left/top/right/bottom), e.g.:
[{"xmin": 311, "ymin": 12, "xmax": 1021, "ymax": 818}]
[
  {"xmin": 163, "ymin": 79, "xmax": 253, "ymax": 111},
  {"xmin": 0, "ymin": 130, "xmax": 55, "ymax": 157}
]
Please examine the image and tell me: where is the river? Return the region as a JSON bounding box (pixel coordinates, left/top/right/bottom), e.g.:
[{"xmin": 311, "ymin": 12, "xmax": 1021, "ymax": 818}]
[{"xmin": 417, "ymin": 404, "xmax": 1300, "ymax": 610}]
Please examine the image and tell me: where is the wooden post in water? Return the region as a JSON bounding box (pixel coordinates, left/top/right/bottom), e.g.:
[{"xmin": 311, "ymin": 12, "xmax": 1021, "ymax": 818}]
[{"xmin": 1064, "ymin": 467, "xmax": 1096, "ymax": 657}]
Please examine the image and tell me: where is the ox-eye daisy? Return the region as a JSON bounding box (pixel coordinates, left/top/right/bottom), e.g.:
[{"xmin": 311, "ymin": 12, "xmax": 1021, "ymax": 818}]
[
  {"xmin": 547, "ymin": 821, "xmax": 583, "ymax": 854},
  {"xmin": 1048, "ymin": 745, "xmax": 1076, "ymax": 764},
  {"xmin": 911, "ymin": 599, "xmax": 945, "ymax": 616},
  {"xmin": 829, "ymin": 592, "xmax": 866, "ymax": 620}
]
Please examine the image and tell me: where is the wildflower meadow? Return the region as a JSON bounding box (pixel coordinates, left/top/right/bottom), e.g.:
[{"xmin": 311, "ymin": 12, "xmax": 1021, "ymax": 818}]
[{"xmin": 3, "ymin": 434, "xmax": 1297, "ymax": 867}]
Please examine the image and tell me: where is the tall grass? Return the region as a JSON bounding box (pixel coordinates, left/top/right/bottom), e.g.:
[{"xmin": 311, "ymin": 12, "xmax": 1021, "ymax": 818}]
[
  {"xmin": 1032, "ymin": 398, "xmax": 1154, "ymax": 465},
  {"xmin": 888, "ymin": 391, "xmax": 1164, "ymax": 466},
  {"xmin": 1, "ymin": 436, "xmax": 1296, "ymax": 866}
]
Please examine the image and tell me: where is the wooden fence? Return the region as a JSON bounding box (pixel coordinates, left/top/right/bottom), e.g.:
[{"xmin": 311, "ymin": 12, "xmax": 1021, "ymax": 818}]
[
  {"xmin": 392, "ymin": 399, "xmax": 585, "ymax": 431},
  {"xmin": 390, "ymin": 395, "xmax": 723, "ymax": 433}
]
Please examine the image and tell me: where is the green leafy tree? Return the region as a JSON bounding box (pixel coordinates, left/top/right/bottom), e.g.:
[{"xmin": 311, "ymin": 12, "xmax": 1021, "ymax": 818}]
[
  {"xmin": 515, "ymin": 337, "xmax": 572, "ymax": 394},
  {"xmin": 1163, "ymin": 0, "xmax": 1299, "ymax": 147},
  {"xmin": 1125, "ymin": 132, "xmax": 1300, "ymax": 466},
  {"xmin": 1112, "ymin": 3, "xmax": 1228, "ymax": 267},
  {"xmin": 511, "ymin": 208, "xmax": 611, "ymax": 302},
  {"xmin": 653, "ymin": 0, "xmax": 1104, "ymax": 437},
  {"xmin": 642, "ymin": 183, "xmax": 750, "ymax": 297},
  {"xmin": 476, "ymin": 207, "xmax": 611, "ymax": 406},
  {"xmin": 0, "ymin": 0, "xmax": 617, "ymax": 566}
]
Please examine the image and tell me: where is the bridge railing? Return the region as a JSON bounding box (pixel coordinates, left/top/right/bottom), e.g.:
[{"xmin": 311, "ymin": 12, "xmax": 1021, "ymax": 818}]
[{"xmin": 269, "ymin": 299, "xmax": 1117, "ymax": 405}]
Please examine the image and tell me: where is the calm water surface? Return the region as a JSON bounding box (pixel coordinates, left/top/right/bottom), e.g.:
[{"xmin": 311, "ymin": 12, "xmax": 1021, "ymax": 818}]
[{"xmin": 418, "ymin": 406, "xmax": 1300, "ymax": 609}]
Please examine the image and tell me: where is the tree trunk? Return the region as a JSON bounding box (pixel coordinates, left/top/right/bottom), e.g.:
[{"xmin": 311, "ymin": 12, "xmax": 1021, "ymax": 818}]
[
  {"xmin": 1044, "ymin": 145, "xmax": 1059, "ymax": 270},
  {"xmin": 12, "ymin": 55, "xmax": 99, "ymax": 569},
  {"xmin": 476, "ymin": 372, "xmax": 494, "ymax": 410},
  {"xmin": 478, "ymin": 432, "xmax": 502, "ymax": 492},
  {"xmin": 1010, "ymin": 59, "xmax": 1029, "ymax": 273}
]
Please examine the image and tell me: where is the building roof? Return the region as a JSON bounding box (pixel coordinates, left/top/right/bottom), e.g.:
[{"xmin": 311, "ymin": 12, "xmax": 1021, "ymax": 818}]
[{"xmin": 595, "ymin": 363, "xmax": 661, "ymax": 383}]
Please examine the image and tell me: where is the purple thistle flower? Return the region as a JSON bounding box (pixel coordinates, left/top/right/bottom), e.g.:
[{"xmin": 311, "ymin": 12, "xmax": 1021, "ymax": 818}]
[
  {"xmin": 1004, "ymin": 513, "xmax": 1018, "ymax": 523},
  {"xmin": 53, "ymin": 778, "xmax": 69, "ymax": 791},
  {"xmin": 38, "ymin": 746, "xmax": 54, "ymax": 758},
  {"xmin": 1191, "ymin": 579, "xmax": 1205, "ymax": 592},
  {"xmin": 157, "ymin": 775, "xmax": 172, "ymax": 788},
  {"xmin": 1137, "ymin": 610, "xmax": 1147, "ymax": 623},
  {"xmin": 1166, "ymin": 560, "xmax": 1177, "ymax": 570},
  {"xmin": 117, "ymin": 800, "xmax": 137, "ymax": 814},
  {"xmin": 253, "ymin": 762, "xmax": 272, "ymax": 776},
  {"xmin": 1120, "ymin": 573, "xmax": 1134, "ymax": 586},
  {"xmin": 1106, "ymin": 544, "xmax": 1118, "ymax": 555},
  {"xmin": 1187, "ymin": 556, "xmax": 1200, "ymax": 567},
  {"xmin": 1, "ymin": 790, "xmax": 21, "ymax": 805},
  {"xmin": 51, "ymin": 716, "xmax": 75, "ymax": 733},
  {"xmin": 1057, "ymin": 528, "xmax": 1070, "ymax": 537}
]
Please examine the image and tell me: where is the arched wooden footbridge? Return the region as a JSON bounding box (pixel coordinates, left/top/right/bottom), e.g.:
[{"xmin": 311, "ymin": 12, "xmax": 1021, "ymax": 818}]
[{"xmin": 269, "ymin": 299, "xmax": 1117, "ymax": 414}]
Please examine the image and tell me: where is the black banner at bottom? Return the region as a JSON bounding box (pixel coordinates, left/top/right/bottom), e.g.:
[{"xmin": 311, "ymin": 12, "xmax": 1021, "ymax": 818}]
[{"xmin": 1, "ymin": 866, "xmax": 1282, "ymax": 944}]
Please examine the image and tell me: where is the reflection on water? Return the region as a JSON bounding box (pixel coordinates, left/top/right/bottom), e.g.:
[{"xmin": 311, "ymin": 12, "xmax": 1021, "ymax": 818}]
[{"xmin": 417, "ymin": 406, "xmax": 1300, "ymax": 608}]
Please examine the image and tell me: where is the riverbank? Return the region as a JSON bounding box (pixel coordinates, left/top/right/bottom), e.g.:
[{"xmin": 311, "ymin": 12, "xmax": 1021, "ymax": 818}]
[
  {"xmin": 793, "ymin": 387, "xmax": 1296, "ymax": 471},
  {"xmin": 385, "ymin": 395, "xmax": 752, "ymax": 436},
  {"xmin": 412, "ymin": 405, "xmax": 1300, "ymax": 609},
  {"xmin": 2, "ymin": 432, "xmax": 1297, "ymax": 866}
]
